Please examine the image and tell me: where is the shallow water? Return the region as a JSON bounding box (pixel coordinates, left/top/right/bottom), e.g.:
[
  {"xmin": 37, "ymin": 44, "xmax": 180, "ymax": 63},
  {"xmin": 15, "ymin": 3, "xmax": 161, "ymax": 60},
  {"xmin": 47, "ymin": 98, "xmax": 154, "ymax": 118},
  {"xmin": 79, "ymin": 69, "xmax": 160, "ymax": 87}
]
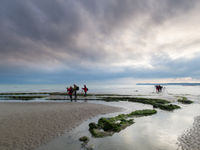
[
  {"xmin": 1, "ymin": 85, "xmax": 200, "ymax": 104},
  {"xmin": 35, "ymin": 101, "xmax": 200, "ymax": 150}
]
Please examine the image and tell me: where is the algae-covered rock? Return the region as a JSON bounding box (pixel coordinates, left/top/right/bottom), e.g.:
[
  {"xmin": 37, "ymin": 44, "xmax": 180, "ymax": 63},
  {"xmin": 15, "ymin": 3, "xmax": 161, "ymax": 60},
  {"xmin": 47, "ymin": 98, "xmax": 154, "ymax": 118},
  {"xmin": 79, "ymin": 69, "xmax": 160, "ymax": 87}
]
[
  {"xmin": 178, "ymin": 97, "xmax": 193, "ymax": 104},
  {"xmin": 153, "ymin": 103, "xmax": 180, "ymax": 111},
  {"xmin": 79, "ymin": 136, "xmax": 89, "ymax": 143},
  {"xmin": 101, "ymin": 97, "xmax": 180, "ymax": 111},
  {"xmin": 98, "ymin": 117, "xmax": 121, "ymax": 132},
  {"xmin": 128, "ymin": 109, "xmax": 157, "ymax": 117},
  {"xmin": 89, "ymin": 122, "xmax": 98, "ymax": 129},
  {"xmin": 79, "ymin": 136, "xmax": 94, "ymax": 150},
  {"xmin": 89, "ymin": 109, "xmax": 158, "ymax": 138},
  {"xmin": 89, "ymin": 128, "xmax": 114, "ymax": 137},
  {"xmin": 89, "ymin": 116, "xmax": 135, "ymax": 137}
]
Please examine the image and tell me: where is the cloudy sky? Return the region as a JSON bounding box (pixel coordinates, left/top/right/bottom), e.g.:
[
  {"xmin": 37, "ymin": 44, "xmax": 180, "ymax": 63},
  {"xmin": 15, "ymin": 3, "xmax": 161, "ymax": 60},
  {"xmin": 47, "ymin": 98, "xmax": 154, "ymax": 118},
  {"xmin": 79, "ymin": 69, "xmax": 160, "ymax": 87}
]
[{"xmin": 0, "ymin": 0, "xmax": 200, "ymax": 84}]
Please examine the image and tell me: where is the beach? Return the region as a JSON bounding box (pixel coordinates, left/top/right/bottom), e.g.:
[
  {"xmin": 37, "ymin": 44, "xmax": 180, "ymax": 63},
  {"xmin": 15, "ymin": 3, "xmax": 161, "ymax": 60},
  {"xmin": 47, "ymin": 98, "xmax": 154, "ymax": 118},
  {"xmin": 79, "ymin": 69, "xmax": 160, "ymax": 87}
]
[
  {"xmin": 178, "ymin": 115, "xmax": 200, "ymax": 150},
  {"xmin": 0, "ymin": 85, "xmax": 200, "ymax": 150},
  {"xmin": 0, "ymin": 102, "xmax": 122, "ymax": 150}
]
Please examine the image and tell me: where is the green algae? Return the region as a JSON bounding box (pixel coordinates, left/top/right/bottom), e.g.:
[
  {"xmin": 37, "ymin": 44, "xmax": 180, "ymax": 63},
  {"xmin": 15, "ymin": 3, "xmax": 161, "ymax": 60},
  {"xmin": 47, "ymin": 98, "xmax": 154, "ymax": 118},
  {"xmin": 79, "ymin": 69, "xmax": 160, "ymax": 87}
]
[
  {"xmin": 178, "ymin": 97, "xmax": 193, "ymax": 104},
  {"xmin": 79, "ymin": 136, "xmax": 90, "ymax": 143},
  {"xmin": 0, "ymin": 92, "xmax": 50, "ymax": 95},
  {"xmin": 127, "ymin": 109, "xmax": 157, "ymax": 117},
  {"xmin": 79, "ymin": 136, "xmax": 94, "ymax": 150},
  {"xmin": 102, "ymin": 97, "xmax": 180, "ymax": 111},
  {"xmin": 152, "ymin": 103, "xmax": 180, "ymax": 110},
  {"xmin": 102, "ymin": 97, "xmax": 169, "ymax": 103},
  {"xmin": 2, "ymin": 95, "xmax": 47, "ymax": 100},
  {"xmin": 89, "ymin": 109, "xmax": 157, "ymax": 138}
]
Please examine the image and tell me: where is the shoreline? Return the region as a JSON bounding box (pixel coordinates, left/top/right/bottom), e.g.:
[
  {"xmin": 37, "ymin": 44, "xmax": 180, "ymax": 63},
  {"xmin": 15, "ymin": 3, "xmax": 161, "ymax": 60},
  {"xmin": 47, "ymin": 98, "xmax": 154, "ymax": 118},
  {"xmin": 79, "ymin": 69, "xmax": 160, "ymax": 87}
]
[
  {"xmin": 178, "ymin": 115, "xmax": 200, "ymax": 150},
  {"xmin": 0, "ymin": 102, "xmax": 122, "ymax": 150}
]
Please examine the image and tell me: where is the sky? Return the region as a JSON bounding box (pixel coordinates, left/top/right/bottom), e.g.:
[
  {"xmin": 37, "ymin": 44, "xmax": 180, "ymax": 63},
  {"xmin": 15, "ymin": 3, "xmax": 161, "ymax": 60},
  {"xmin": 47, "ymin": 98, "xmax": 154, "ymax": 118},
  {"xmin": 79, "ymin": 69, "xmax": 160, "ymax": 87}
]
[{"xmin": 0, "ymin": 0, "xmax": 200, "ymax": 84}]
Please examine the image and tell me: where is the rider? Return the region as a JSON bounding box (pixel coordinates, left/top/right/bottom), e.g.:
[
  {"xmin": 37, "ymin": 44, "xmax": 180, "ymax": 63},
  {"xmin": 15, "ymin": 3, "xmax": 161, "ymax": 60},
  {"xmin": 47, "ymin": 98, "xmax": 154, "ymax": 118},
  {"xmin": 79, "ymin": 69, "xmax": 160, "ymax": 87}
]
[
  {"xmin": 82, "ymin": 85, "xmax": 88, "ymax": 97},
  {"xmin": 155, "ymin": 85, "xmax": 163, "ymax": 93},
  {"xmin": 73, "ymin": 84, "xmax": 79, "ymax": 101},
  {"xmin": 67, "ymin": 86, "xmax": 73, "ymax": 101}
]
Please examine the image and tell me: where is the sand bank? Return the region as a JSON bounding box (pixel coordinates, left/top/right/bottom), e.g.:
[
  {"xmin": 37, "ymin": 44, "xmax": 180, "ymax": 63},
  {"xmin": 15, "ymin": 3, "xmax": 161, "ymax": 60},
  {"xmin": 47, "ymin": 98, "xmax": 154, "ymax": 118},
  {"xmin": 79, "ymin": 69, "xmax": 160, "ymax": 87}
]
[
  {"xmin": 178, "ymin": 116, "xmax": 200, "ymax": 150},
  {"xmin": 0, "ymin": 102, "xmax": 122, "ymax": 150}
]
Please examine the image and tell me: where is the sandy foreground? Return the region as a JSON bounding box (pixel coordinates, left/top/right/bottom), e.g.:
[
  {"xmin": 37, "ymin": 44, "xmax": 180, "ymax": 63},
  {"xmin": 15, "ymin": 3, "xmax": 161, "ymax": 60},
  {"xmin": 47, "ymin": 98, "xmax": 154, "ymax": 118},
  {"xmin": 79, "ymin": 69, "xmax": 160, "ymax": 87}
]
[
  {"xmin": 178, "ymin": 115, "xmax": 200, "ymax": 150},
  {"xmin": 0, "ymin": 102, "xmax": 122, "ymax": 150}
]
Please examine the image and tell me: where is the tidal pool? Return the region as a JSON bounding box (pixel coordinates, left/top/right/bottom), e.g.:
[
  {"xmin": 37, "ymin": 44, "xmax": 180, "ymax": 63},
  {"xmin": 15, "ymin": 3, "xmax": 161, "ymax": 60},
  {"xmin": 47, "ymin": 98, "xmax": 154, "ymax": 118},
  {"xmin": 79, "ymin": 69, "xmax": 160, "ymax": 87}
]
[{"xmin": 36, "ymin": 101, "xmax": 200, "ymax": 150}]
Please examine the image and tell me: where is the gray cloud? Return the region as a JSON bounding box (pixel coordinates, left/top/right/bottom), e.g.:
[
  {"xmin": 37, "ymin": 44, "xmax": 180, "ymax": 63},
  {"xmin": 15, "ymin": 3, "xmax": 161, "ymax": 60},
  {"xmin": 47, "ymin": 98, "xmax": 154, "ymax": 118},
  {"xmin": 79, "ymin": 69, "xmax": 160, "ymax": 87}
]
[{"xmin": 0, "ymin": 0, "xmax": 200, "ymax": 82}]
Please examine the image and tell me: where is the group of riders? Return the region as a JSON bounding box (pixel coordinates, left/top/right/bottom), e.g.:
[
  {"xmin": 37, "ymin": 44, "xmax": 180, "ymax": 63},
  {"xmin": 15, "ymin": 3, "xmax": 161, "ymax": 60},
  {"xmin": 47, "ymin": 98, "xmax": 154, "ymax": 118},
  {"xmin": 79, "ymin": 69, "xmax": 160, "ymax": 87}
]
[
  {"xmin": 155, "ymin": 85, "xmax": 163, "ymax": 93},
  {"xmin": 66, "ymin": 84, "xmax": 164, "ymax": 101},
  {"xmin": 67, "ymin": 84, "xmax": 88, "ymax": 101}
]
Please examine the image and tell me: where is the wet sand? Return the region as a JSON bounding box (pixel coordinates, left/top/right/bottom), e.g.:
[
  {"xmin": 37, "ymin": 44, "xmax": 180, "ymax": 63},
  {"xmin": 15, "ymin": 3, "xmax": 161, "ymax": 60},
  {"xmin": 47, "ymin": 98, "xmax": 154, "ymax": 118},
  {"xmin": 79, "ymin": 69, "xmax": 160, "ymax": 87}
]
[
  {"xmin": 178, "ymin": 116, "xmax": 200, "ymax": 150},
  {"xmin": 0, "ymin": 102, "xmax": 122, "ymax": 150}
]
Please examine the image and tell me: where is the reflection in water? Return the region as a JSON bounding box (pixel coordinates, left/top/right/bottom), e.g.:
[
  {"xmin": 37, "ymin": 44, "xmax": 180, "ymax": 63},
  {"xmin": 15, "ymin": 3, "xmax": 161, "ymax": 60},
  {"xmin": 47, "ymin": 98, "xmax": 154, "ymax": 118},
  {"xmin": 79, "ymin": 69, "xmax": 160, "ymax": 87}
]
[
  {"xmin": 92, "ymin": 104, "xmax": 200, "ymax": 150},
  {"xmin": 36, "ymin": 102, "xmax": 200, "ymax": 150}
]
